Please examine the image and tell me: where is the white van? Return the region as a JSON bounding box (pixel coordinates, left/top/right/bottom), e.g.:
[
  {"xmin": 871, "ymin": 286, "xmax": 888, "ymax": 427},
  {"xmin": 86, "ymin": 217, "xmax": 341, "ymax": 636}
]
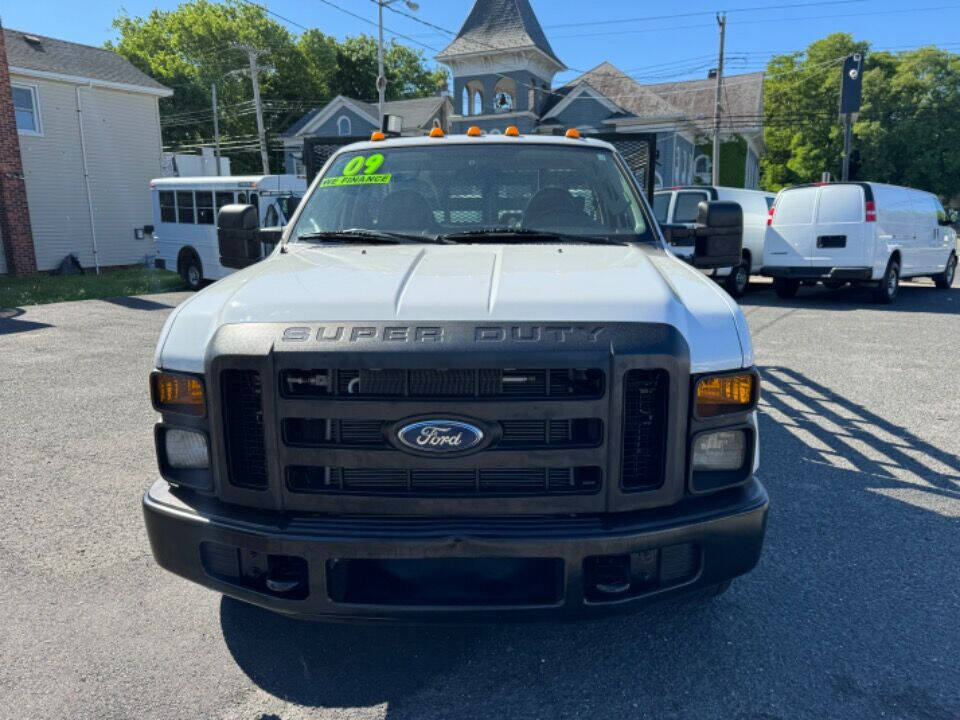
[
  {"xmin": 151, "ymin": 175, "xmax": 306, "ymax": 289},
  {"xmin": 762, "ymin": 182, "xmax": 958, "ymax": 303},
  {"xmin": 654, "ymin": 186, "xmax": 775, "ymax": 297}
]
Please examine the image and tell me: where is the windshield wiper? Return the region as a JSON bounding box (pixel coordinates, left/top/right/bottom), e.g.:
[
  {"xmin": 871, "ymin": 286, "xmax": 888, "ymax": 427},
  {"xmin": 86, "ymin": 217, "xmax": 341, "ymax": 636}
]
[
  {"xmin": 437, "ymin": 228, "xmax": 630, "ymax": 246},
  {"xmin": 296, "ymin": 229, "xmax": 445, "ymax": 245}
]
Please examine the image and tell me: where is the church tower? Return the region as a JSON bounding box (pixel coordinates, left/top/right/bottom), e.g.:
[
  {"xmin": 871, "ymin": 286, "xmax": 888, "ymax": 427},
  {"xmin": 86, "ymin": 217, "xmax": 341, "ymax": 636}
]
[{"xmin": 436, "ymin": 0, "xmax": 566, "ymax": 133}]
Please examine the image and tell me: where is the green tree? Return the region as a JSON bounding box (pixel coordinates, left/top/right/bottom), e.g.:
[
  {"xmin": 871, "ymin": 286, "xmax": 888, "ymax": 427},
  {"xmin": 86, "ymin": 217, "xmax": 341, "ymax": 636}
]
[
  {"xmin": 761, "ymin": 33, "xmax": 960, "ymax": 200},
  {"xmin": 109, "ymin": 1, "xmax": 445, "ymax": 173},
  {"xmin": 332, "ymin": 35, "xmax": 447, "ymax": 102}
]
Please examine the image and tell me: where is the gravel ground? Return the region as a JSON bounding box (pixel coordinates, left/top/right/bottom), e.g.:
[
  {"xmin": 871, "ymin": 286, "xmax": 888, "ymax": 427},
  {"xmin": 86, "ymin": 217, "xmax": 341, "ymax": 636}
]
[{"xmin": 1, "ymin": 279, "xmax": 957, "ymax": 720}]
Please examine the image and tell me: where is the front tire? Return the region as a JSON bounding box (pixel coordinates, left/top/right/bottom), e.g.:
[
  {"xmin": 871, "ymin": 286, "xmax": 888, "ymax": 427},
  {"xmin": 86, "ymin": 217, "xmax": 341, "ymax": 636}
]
[
  {"xmin": 180, "ymin": 254, "xmax": 203, "ymax": 291},
  {"xmin": 933, "ymin": 253, "xmax": 957, "ymax": 289},
  {"xmin": 773, "ymin": 277, "xmax": 800, "ymax": 299},
  {"xmin": 723, "ymin": 260, "xmax": 750, "ymax": 298}
]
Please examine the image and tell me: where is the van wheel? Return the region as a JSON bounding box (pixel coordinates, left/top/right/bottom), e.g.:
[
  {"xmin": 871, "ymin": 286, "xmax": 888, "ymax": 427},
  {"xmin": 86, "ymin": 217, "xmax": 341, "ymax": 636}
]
[
  {"xmin": 180, "ymin": 254, "xmax": 203, "ymax": 291},
  {"xmin": 773, "ymin": 278, "xmax": 800, "ymax": 299},
  {"xmin": 874, "ymin": 259, "xmax": 900, "ymax": 303},
  {"xmin": 933, "ymin": 253, "xmax": 956, "ymax": 289},
  {"xmin": 723, "ymin": 261, "xmax": 750, "ymax": 297}
]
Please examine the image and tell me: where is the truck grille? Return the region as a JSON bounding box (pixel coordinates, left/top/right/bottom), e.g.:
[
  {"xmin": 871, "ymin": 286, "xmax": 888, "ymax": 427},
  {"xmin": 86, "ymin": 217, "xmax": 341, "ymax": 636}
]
[
  {"xmin": 286, "ymin": 466, "xmax": 602, "ymax": 497},
  {"xmin": 280, "ymin": 367, "xmax": 604, "ymax": 399},
  {"xmin": 221, "ymin": 369, "xmax": 268, "ymax": 489},
  {"xmin": 620, "ymin": 369, "xmax": 669, "ymax": 490}
]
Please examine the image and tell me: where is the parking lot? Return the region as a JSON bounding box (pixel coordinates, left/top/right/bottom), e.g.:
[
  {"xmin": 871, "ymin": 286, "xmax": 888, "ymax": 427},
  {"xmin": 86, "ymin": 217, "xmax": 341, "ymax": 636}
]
[{"xmin": 1, "ymin": 278, "xmax": 958, "ymax": 720}]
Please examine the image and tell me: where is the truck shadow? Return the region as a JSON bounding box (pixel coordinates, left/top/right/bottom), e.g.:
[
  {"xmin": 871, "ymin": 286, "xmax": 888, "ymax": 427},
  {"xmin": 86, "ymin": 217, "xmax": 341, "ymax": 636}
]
[
  {"xmin": 0, "ymin": 307, "xmax": 52, "ymax": 336},
  {"xmin": 219, "ymin": 366, "xmax": 959, "ymax": 719},
  {"xmin": 740, "ymin": 279, "xmax": 960, "ymax": 314}
]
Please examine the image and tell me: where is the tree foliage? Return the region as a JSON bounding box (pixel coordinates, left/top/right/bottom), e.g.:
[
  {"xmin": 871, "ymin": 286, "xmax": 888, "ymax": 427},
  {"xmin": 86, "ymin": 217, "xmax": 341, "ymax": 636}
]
[
  {"xmin": 108, "ymin": 0, "xmax": 444, "ymax": 172},
  {"xmin": 761, "ymin": 33, "xmax": 960, "ymax": 200}
]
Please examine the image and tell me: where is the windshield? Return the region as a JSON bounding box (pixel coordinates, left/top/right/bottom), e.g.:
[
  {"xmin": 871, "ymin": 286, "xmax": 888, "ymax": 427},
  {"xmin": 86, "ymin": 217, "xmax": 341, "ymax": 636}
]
[
  {"xmin": 292, "ymin": 144, "xmax": 653, "ymax": 243},
  {"xmin": 652, "ymin": 193, "xmax": 670, "ymax": 224}
]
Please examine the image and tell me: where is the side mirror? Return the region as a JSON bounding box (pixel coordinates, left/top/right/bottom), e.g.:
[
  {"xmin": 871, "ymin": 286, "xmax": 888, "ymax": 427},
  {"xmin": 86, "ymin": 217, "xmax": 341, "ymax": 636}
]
[
  {"xmin": 218, "ymin": 204, "xmax": 263, "ymax": 269},
  {"xmin": 937, "ymin": 213, "xmax": 953, "ymax": 227},
  {"xmin": 692, "ymin": 201, "xmax": 743, "ymax": 269},
  {"xmin": 659, "ymin": 223, "xmax": 694, "ymax": 247}
]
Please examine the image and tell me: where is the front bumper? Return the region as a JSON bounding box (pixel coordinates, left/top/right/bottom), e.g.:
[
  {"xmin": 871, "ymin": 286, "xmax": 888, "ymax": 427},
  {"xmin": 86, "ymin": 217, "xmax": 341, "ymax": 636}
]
[
  {"xmin": 143, "ymin": 477, "xmax": 768, "ymax": 621},
  {"xmin": 761, "ymin": 265, "xmax": 873, "ymax": 281}
]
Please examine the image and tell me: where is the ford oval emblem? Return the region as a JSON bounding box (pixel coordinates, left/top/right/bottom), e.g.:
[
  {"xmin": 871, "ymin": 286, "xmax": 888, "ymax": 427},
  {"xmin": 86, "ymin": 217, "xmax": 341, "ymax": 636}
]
[{"xmin": 396, "ymin": 419, "xmax": 484, "ymax": 454}]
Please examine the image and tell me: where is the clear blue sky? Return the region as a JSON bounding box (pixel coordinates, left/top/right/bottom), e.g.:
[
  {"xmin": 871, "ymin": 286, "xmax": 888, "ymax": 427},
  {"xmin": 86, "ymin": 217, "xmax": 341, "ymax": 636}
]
[{"xmin": 4, "ymin": 0, "xmax": 959, "ymax": 86}]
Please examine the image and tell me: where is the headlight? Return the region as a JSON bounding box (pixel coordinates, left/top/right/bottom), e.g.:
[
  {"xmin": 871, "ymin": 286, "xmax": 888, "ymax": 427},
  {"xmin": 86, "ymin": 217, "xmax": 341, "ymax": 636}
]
[
  {"xmin": 695, "ymin": 372, "xmax": 756, "ymax": 418},
  {"xmin": 164, "ymin": 428, "xmax": 209, "ymax": 469},
  {"xmin": 151, "ymin": 371, "xmax": 206, "ymax": 416},
  {"xmin": 692, "ymin": 430, "xmax": 747, "ymax": 471}
]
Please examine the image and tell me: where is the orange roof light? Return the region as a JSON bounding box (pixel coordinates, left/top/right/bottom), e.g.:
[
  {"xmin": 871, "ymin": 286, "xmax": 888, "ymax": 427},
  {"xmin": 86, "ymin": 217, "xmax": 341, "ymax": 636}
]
[
  {"xmin": 565, "ymin": 128, "xmax": 582, "ymax": 139},
  {"xmin": 505, "ymin": 126, "xmax": 520, "ymax": 137},
  {"xmin": 370, "ymin": 131, "xmax": 386, "ymax": 141},
  {"xmin": 429, "ymin": 127, "xmax": 445, "ymax": 138},
  {"xmin": 466, "ymin": 126, "xmax": 483, "ymax": 137}
]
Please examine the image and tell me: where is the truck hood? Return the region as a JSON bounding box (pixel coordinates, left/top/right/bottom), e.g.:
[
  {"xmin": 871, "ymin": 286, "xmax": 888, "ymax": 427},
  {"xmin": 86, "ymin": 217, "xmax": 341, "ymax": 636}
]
[{"xmin": 156, "ymin": 243, "xmax": 753, "ymax": 374}]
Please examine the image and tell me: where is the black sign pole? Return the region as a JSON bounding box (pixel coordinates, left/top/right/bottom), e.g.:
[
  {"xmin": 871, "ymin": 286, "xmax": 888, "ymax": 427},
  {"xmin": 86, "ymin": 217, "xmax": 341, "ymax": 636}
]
[{"xmin": 839, "ymin": 53, "xmax": 863, "ymax": 181}]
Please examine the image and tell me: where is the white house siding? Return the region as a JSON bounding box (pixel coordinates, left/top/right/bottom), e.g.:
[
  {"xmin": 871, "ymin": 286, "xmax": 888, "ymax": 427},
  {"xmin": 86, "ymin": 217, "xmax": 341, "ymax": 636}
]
[{"xmin": 14, "ymin": 76, "xmax": 163, "ymax": 271}]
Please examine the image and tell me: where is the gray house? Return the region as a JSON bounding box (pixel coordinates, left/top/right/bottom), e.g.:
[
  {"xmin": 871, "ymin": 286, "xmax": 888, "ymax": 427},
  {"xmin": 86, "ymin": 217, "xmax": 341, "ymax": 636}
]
[
  {"xmin": 283, "ymin": 0, "xmax": 765, "ymax": 190},
  {"xmin": 2, "ymin": 28, "xmax": 172, "ymax": 274}
]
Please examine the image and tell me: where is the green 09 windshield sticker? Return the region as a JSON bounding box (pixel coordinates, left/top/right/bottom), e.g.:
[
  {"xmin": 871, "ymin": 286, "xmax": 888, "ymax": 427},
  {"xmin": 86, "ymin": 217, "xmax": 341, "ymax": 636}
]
[{"xmin": 320, "ymin": 152, "xmax": 390, "ymax": 187}]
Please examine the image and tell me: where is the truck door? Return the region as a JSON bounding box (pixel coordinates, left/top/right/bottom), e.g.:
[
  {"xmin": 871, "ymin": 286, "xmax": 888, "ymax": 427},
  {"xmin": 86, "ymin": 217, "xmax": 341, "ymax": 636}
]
[
  {"xmin": 810, "ymin": 184, "xmax": 866, "ymax": 269},
  {"xmin": 766, "ymin": 186, "xmax": 819, "ymax": 267}
]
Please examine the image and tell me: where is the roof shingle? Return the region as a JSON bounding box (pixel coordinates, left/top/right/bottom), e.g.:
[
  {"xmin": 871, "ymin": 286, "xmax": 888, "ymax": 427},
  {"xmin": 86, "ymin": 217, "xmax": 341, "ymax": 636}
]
[
  {"xmin": 437, "ymin": 0, "xmax": 564, "ymax": 68},
  {"xmin": 4, "ymin": 28, "xmax": 170, "ymax": 93}
]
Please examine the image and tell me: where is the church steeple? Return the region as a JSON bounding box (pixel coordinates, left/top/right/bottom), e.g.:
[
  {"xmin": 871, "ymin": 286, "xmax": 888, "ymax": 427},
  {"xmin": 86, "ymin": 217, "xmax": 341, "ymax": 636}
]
[
  {"xmin": 438, "ymin": 0, "xmax": 565, "ymax": 128},
  {"xmin": 437, "ymin": 0, "xmax": 565, "ymax": 71}
]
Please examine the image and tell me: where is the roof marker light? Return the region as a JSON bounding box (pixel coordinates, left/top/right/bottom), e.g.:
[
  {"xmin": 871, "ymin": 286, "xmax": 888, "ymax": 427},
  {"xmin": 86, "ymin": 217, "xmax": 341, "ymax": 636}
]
[
  {"xmin": 467, "ymin": 126, "xmax": 483, "ymax": 137},
  {"xmin": 505, "ymin": 126, "xmax": 520, "ymax": 136},
  {"xmin": 429, "ymin": 127, "xmax": 445, "ymax": 138},
  {"xmin": 370, "ymin": 131, "xmax": 386, "ymax": 141},
  {"xmin": 565, "ymin": 128, "xmax": 581, "ymax": 139}
]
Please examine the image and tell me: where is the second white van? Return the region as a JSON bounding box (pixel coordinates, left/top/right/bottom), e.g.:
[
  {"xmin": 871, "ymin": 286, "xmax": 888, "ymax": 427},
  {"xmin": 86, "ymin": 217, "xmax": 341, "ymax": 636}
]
[
  {"xmin": 654, "ymin": 186, "xmax": 775, "ymax": 297},
  {"xmin": 762, "ymin": 182, "xmax": 957, "ymax": 303}
]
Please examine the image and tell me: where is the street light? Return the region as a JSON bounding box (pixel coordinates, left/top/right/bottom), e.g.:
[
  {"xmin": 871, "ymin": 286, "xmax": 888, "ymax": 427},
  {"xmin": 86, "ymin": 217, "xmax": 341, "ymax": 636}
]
[{"xmin": 377, "ymin": 0, "xmax": 419, "ymax": 128}]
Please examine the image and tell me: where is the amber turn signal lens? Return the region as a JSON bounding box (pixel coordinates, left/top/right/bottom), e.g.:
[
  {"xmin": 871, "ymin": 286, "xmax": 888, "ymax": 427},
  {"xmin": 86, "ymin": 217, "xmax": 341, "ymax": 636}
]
[
  {"xmin": 695, "ymin": 373, "xmax": 755, "ymax": 417},
  {"xmin": 151, "ymin": 371, "xmax": 206, "ymax": 416},
  {"xmin": 370, "ymin": 131, "xmax": 386, "ymax": 141}
]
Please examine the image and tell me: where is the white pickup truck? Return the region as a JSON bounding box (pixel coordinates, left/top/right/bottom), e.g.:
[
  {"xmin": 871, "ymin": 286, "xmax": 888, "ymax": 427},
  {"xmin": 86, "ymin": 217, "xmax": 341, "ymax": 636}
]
[{"xmin": 143, "ymin": 131, "xmax": 768, "ymax": 621}]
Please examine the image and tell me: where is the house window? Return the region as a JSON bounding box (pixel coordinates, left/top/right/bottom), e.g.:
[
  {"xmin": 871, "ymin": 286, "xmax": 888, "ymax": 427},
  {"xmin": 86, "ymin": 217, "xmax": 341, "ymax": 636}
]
[
  {"xmin": 12, "ymin": 84, "xmax": 41, "ymax": 135},
  {"xmin": 159, "ymin": 191, "xmax": 176, "ymax": 223},
  {"xmin": 462, "ymin": 87, "xmax": 470, "ymax": 116},
  {"xmin": 196, "ymin": 191, "xmax": 215, "ymax": 224},
  {"xmin": 473, "ymin": 90, "xmax": 483, "ymax": 116},
  {"xmin": 176, "ymin": 191, "xmax": 195, "ymax": 224},
  {"xmin": 337, "ymin": 115, "xmax": 351, "ymax": 136}
]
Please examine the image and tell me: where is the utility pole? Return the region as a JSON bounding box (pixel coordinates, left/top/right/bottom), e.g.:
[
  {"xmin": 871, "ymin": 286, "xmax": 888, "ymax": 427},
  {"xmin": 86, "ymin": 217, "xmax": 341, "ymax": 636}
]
[
  {"xmin": 712, "ymin": 12, "xmax": 726, "ymax": 186},
  {"xmin": 232, "ymin": 43, "xmax": 270, "ymax": 174},
  {"xmin": 211, "ymin": 82, "xmax": 222, "ymax": 176},
  {"xmin": 376, "ymin": 1, "xmax": 419, "ymax": 128}
]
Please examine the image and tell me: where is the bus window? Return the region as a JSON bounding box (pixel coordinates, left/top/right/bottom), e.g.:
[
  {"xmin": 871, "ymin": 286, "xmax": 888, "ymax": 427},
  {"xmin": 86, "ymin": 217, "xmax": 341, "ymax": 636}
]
[
  {"xmin": 159, "ymin": 191, "xmax": 176, "ymax": 223},
  {"xmin": 265, "ymin": 204, "xmax": 279, "ymax": 227},
  {"xmin": 176, "ymin": 191, "xmax": 195, "ymax": 224},
  {"xmin": 237, "ymin": 192, "xmax": 247, "ymax": 204},
  {"xmin": 196, "ymin": 191, "xmax": 214, "ymax": 224},
  {"xmin": 215, "ymin": 191, "xmax": 234, "ymax": 212}
]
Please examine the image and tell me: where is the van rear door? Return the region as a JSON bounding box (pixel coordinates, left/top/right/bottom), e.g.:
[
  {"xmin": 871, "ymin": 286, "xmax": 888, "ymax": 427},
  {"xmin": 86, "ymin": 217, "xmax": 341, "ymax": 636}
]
[
  {"xmin": 766, "ymin": 186, "xmax": 819, "ymax": 267},
  {"xmin": 810, "ymin": 184, "xmax": 867, "ymax": 268}
]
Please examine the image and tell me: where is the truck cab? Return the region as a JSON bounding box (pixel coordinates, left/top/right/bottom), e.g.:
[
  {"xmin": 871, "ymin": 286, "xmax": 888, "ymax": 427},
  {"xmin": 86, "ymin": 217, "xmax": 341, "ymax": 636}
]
[{"xmin": 143, "ymin": 131, "xmax": 768, "ymax": 621}]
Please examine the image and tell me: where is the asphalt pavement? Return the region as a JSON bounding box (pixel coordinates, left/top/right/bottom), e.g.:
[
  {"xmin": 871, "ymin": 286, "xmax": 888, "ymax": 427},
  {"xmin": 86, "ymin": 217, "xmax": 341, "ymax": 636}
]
[{"xmin": 1, "ymin": 279, "xmax": 958, "ymax": 719}]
